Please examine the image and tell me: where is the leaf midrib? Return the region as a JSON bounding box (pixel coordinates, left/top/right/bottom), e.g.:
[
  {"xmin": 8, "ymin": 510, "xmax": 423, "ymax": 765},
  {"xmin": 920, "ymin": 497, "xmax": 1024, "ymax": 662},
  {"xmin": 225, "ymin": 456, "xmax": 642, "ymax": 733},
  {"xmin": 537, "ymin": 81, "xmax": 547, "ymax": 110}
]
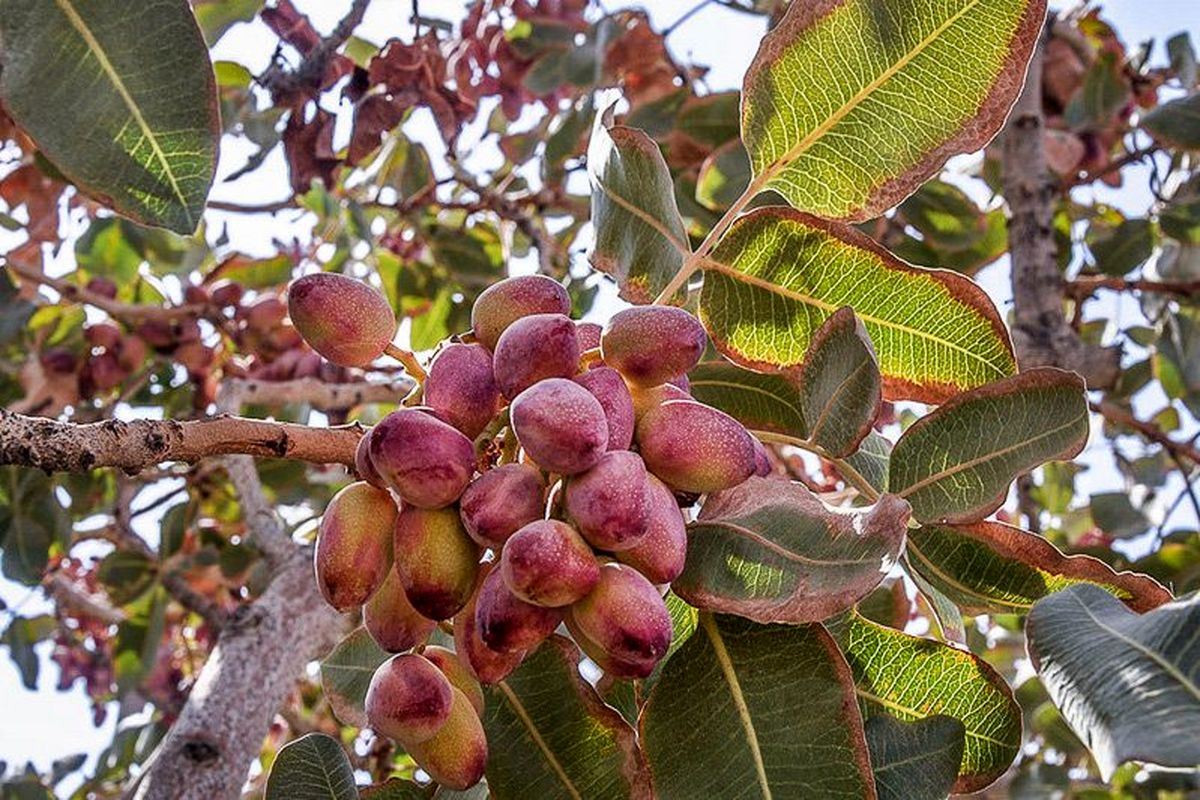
[
  {"xmin": 592, "ymin": 172, "xmax": 691, "ymax": 257},
  {"xmin": 53, "ymin": 0, "xmax": 194, "ymax": 227},
  {"xmin": 700, "ymin": 257, "xmax": 1010, "ymax": 377},
  {"xmin": 906, "ymin": 537, "xmax": 1032, "ymax": 612},
  {"xmin": 702, "ymin": 614, "xmax": 773, "ymax": 800},
  {"xmin": 753, "ymin": 0, "xmax": 984, "ymax": 189},
  {"xmin": 497, "ymin": 680, "xmax": 584, "ymax": 800},
  {"xmin": 808, "ymin": 357, "xmax": 874, "ymax": 445},
  {"xmin": 696, "ymin": 519, "xmax": 867, "ymax": 567},
  {"xmin": 896, "ymin": 412, "xmax": 1086, "ymax": 500}
]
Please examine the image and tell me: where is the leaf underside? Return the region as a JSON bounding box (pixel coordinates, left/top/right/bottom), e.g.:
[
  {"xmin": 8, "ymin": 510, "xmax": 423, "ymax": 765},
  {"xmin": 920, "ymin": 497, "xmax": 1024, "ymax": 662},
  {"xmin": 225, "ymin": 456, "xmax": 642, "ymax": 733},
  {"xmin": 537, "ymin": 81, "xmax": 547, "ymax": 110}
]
[
  {"xmin": 796, "ymin": 307, "xmax": 882, "ymax": 457},
  {"xmin": 0, "ymin": 0, "xmax": 219, "ymax": 233},
  {"xmin": 1026, "ymin": 585, "xmax": 1200, "ymax": 780},
  {"xmin": 699, "ymin": 207, "xmax": 1016, "ymax": 403},
  {"xmin": 265, "ymin": 733, "xmax": 357, "ymax": 800},
  {"xmin": 741, "ymin": 0, "xmax": 1047, "ymax": 220},
  {"xmin": 865, "ymin": 714, "xmax": 965, "ymax": 800},
  {"xmin": 320, "ymin": 627, "xmax": 389, "ymax": 729}
]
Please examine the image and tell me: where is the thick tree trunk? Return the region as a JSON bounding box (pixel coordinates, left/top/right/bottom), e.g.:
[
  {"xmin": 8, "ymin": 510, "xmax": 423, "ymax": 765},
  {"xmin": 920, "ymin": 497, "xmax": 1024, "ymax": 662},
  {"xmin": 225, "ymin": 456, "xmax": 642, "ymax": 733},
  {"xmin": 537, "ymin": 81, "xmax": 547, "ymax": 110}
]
[
  {"xmin": 1003, "ymin": 29, "xmax": 1121, "ymax": 389},
  {"xmin": 132, "ymin": 545, "xmax": 346, "ymax": 800}
]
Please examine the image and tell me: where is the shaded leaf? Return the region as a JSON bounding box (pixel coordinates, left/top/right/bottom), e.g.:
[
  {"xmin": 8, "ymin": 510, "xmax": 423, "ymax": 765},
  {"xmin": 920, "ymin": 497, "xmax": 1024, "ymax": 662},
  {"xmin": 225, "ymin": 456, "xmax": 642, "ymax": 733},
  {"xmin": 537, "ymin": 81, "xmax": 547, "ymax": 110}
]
[
  {"xmin": 699, "ymin": 207, "xmax": 1016, "ymax": 403},
  {"xmin": 97, "ymin": 551, "xmax": 157, "ymax": 606},
  {"xmin": 587, "ymin": 103, "xmax": 690, "ymax": 303},
  {"xmin": 1090, "ymin": 492, "xmax": 1151, "ymax": 539},
  {"xmin": 676, "ymin": 477, "xmax": 910, "ymax": 624},
  {"xmin": 483, "ymin": 636, "xmax": 650, "ymax": 800},
  {"xmin": 834, "ymin": 612, "xmax": 1022, "ymax": 792},
  {"xmin": 0, "ymin": 467, "xmax": 71, "ymax": 586},
  {"xmin": 2, "ymin": 614, "xmax": 55, "ymax": 689},
  {"xmin": 687, "ymin": 359, "xmax": 806, "ymax": 439},
  {"xmin": 1140, "ymin": 92, "xmax": 1200, "ymax": 150},
  {"xmin": 865, "ymin": 714, "xmax": 965, "ymax": 800},
  {"xmin": 112, "ymin": 588, "xmax": 167, "ymax": 693},
  {"xmin": 740, "ymin": 0, "xmax": 1046, "ymax": 220},
  {"xmin": 842, "ymin": 431, "xmax": 892, "ymax": 495},
  {"xmin": 642, "ymin": 614, "xmax": 874, "ymax": 799},
  {"xmin": 890, "ymin": 368, "xmax": 1088, "ymax": 524},
  {"xmin": 796, "ymin": 307, "xmax": 881, "ymax": 457},
  {"xmin": 264, "ymin": 733, "xmax": 357, "ymax": 800},
  {"xmin": 320, "ymin": 627, "xmax": 389, "ymax": 728},
  {"xmin": 357, "ymin": 778, "xmax": 433, "ymax": 799},
  {"xmin": 1087, "ymin": 218, "xmax": 1156, "ymax": 277},
  {"xmin": 695, "ymin": 141, "xmax": 750, "ymax": 211},
  {"xmin": 1026, "ymin": 585, "xmax": 1200, "ymax": 779},
  {"xmin": 907, "ymin": 521, "xmax": 1172, "ymax": 615},
  {"xmin": 0, "ymin": 0, "xmax": 219, "ymax": 232}
]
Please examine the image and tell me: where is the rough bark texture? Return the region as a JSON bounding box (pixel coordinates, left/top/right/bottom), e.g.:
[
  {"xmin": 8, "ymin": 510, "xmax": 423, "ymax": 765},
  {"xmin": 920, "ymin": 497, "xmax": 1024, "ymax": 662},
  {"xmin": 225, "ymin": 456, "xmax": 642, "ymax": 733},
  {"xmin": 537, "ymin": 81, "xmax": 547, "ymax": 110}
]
[
  {"xmin": 132, "ymin": 545, "xmax": 347, "ymax": 800},
  {"xmin": 232, "ymin": 376, "xmax": 411, "ymax": 411},
  {"xmin": 0, "ymin": 408, "xmax": 361, "ymax": 473},
  {"xmin": 1003, "ymin": 32, "xmax": 1121, "ymax": 389}
]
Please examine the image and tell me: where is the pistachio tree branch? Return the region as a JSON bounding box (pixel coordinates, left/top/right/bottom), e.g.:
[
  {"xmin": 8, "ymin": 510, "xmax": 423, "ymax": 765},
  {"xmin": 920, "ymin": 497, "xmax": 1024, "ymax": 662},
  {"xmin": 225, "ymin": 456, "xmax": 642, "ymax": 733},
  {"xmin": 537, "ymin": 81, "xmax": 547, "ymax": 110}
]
[
  {"xmin": 0, "ymin": 408, "xmax": 362, "ymax": 474},
  {"xmin": 230, "ymin": 376, "xmax": 412, "ymax": 411},
  {"xmin": 5, "ymin": 259, "xmax": 206, "ymax": 323}
]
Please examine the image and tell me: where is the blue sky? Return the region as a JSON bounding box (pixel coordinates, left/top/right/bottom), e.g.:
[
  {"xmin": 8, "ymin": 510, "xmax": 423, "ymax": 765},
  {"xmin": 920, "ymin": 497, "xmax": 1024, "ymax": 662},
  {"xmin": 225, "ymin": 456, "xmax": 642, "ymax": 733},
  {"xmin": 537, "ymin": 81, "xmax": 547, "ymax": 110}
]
[{"xmin": 3, "ymin": 0, "xmax": 1199, "ymax": 789}]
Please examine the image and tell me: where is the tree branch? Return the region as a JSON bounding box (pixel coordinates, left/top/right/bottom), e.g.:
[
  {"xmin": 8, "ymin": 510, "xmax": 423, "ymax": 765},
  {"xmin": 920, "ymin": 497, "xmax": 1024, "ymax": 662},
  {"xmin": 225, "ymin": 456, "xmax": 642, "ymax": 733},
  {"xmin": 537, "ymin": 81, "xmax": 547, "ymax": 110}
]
[
  {"xmin": 230, "ymin": 376, "xmax": 411, "ymax": 411},
  {"xmin": 1002, "ymin": 30, "xmax": 1122, "ymax": 389},
  {"xmin": 0, "ymin": 408, "xmax": 361, "ymax": 474},
  {"xmin": 1066, "ymin": 275, "xmax": 1200, "ymax": 301},
  {"xmin": 5, "ymin": 259, "xmax": 206, "ymax": 323},
  {"xmin": 1092, "ymin": 399, "xmax": 1200, "ymax": 468}
]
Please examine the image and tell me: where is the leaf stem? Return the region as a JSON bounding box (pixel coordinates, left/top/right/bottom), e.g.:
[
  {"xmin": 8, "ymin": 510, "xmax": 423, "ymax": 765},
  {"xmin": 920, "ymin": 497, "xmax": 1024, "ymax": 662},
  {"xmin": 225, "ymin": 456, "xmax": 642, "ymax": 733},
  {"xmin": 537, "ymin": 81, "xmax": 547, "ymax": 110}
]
[
  {"xmin": 750, "ymin": 429, "xmax": 881, "ymax": 503},
  {"xmin": 383, "ymin": 342, "xmax": 428, "ymax": 383}
]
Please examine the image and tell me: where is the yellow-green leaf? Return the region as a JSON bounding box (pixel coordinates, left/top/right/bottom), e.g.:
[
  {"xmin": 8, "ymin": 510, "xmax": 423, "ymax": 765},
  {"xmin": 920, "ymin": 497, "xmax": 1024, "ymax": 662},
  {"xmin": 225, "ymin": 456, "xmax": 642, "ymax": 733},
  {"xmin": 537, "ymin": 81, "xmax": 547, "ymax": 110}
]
[
  {"xmin": 688, "ymin": 358, "xmax": 807, "ymax": 439},
  {"xmin": 587, "ymin": 104, "xmax": 691, "ymax": 304},
  {"xmin": 906, "ymin": 521, "xmax": 1173, "ymax": 615},
  {"xmin": 741, "ymin": 0, "xmax": 1046, "ymax": 220},
  {"xmin": 833, "ymin": 612, "xmax": 1022, "ymax": 793},
  {"xmin": 699, "ymin": 207, "xmax": 1016, "ymax": 403},
  {"xmin": 0, "ymin": 0, "xmax": 219, "ymax": 233},
  {"xmin": 890, "ymin": 368, "xmax": 1088, "ymax": 523}
]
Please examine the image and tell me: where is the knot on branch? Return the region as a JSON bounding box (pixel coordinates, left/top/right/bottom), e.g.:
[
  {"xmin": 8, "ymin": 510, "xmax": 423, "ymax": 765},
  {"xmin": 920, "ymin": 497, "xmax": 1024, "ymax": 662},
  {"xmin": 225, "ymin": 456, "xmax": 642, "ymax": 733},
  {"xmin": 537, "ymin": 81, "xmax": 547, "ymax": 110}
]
[{"xmin": 181, "ymin": 738, "xmax": 221, "ymax": 765}]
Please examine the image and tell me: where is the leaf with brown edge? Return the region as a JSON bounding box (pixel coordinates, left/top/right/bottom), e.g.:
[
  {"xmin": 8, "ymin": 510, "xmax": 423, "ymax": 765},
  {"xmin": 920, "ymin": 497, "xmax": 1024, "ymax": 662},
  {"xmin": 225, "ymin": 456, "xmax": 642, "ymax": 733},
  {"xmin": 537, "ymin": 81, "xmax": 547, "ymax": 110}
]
[
  {"xmin": 890, "ymin": 368, "xmax": 1089, "ymax": 524},
  {"xmin": 740, "ymin": 0, "xmax": 1046, "ymax": 221},
  {"xmin": 907, "ymin": 520, "xmax": 1172, "ymax": 615},
  {"xmin": 482, "ymin": 635, "xmax": 651, "ymax": 800},
  {"xmin": 698, "ymin": 207, "xmax": 1016, "ymax": 403},
  {"xmin": 675, "ymin": 477, "xmax": 910, "ymax": 624},
  {"xmin": 830, "ymin": 611, "xmax": 1023, "ymax": 793},
  {"xmin": 587, "ymin": 103, "xmax": 691, "ymax": 304},
  {"xmin": 641, "ymin": 614, "xmax": 877, "ymax": 799},
  {"xmin": 797, "ymin": 307, "xmax": 881, "ymax": 457}
]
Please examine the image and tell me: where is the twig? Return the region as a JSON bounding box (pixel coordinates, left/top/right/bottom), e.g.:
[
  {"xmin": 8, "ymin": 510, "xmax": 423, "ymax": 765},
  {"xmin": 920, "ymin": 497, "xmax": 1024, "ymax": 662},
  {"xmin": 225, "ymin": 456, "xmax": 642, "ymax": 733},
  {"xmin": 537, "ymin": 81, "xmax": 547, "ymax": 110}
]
[
  {"xmin": 262, "ymin": 0, "xmax": 370, "ymax": 101},
  {"xmin": 230, "ymin": 376, "xmax": 412, "ymax": 411},
  {"xmin": 664, "ymin": 0, "xmax": 714, "ymax": 35},
  {"xmin": 5, "ymin": 259, "xmax": 205, "ymax": 323},
  {"xmin": 206, "ymin": 198, "xmax": 297, "ymax": 214},
  {"xmin": 1092, "ymin": 399, "xmax": 1200, "ymax": 467},
  {"xmin": 1064, "ymin": 146, "xmax": 1158, "ymax": 189},
  {"xmin": 1066, "ymin": 275, "xmax": 1200, "ymax": 301},
  {"xmin": 44, "ymin": 573, "xmax": 126, "ymax": 625}
]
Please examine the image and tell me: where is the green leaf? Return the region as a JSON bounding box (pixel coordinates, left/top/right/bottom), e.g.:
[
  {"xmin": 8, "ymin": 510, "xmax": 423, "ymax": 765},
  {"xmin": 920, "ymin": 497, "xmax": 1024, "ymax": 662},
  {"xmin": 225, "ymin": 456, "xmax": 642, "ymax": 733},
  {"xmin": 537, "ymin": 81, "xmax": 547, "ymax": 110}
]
[
  {"xmin": 112, "ymin": 587, "xmax": 167, "ymax": 693},
  {"xmin": 842, "ymin": 431, "xmax": 892, "ymax": 495},
  {"xmin": 2, "ymin": 614, "xmax": 56, "ymax": 689},
  {"xmin": 1141, "ymin": 92, "xmax": 1200, "ymax": 150},
  {"xmin": 740, "ymin": 0, "xmax": 1045, "ymax": 220},
  {"xmin": 699, "ymin": 207, "xmax": 1016, "ymax": 403},
  {"xmin": 97, "ymin": 551, "xmax": 157, "ymax": 606},
  {"xmin": 483, "ymin": 636, "xmax": 650, "ymax": 800},
  {"xmin": 796, "ymin": 307, "xmax": 881, "ymax": 457},
  {"xmin": 193, "ymin": 0, "xmax": 262, "ymax": 45},
  {"xmin": 1026, "ymin": 585, "xmax": 1200, "ymax": 780},
  {"xmin": 205, "ymin": 254, "xmax": 293, "ymax": 290},
  {"xmin": 587, "ymin": 103, "xmax": 691, "ymax": 303},
  {"xmin": 687, "ymin": 359, "xmax": 807, "ymax": 439},
  {"xmin": 357, "ymin": 779, "xmax": 434, "ymax": 800},
  {"xmin": 320, "ymin": 627, "xmax": 389, "ymax": 728},
  {"xmin": 0, "ymin": 0, "xmax": 219, "ymax": 232},
  {"xmin": 865, "ymin": 714, "xmax": 965, "ymax": 800},
  {"xmin": 695, "ymin": 141, "xmax": 750, "ymax": 211},
  {"xmin": 265, "ymin": 733, "xmax": 357, "ymax": 800},
  {"xmin": 1090, "ymin": 491, "xmax": 1151, "ymax": 539},
  {"xmin": 1064, "ymin": 52, "xmax": 1129, "ymax": 130},
  {"xmin": 676, "ymin": 477, "xmax": 910, "ymax": 624},
  {"xmin": 641, "ymin": 614, "xmax": 875, "ymax": 799},
  {"xmin": 0, "ymin": 467, "xmax": 71, "ymax": 586},
  {"xmin": 906, "ymin": 521, "xmax": 1172, "ymax": 615},
  {"xmin": 834, "ymin": 611, "xmax": 1022, "ymax": 792},
  {"xmin": 890, "ymin": 368, "xmax": 1088, "ymax": 524},
  {"xmin": 1088, "ymin": 218, "xmax": 1156, "ymax": 276}
]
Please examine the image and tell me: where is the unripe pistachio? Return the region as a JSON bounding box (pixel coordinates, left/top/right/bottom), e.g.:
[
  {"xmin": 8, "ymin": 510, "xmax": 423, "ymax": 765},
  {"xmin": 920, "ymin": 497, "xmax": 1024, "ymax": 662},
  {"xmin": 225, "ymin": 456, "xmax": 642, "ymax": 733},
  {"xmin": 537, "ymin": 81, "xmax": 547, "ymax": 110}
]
[
  {"xmin": 393, "ymin": 506, "xmax": 480, "ymax": 620},
  {"xmin": 315, "ymin": 481, "xmax": 397, "ymax": 611},
  {"xmin": 601, "ymin": 306, "xmax": 707, "ymax": 388},
  {"xmin": 422, "ymin": 645, "xmax": 485, "ymax": 717},
  {"xmin": 425, "ymin": 343, "xmax": 502, "ymax": 439},
  {"xmin": 492, "ymin": 313, "xmax": 579, "ymax": 399},
  {"xmin": 405, "ymin": 686, "xmax": 488, "ymax": 790},
  {"xmin": 453, "ymin": 567, "xmax": 526, "ymax": 684},
  {"xmin": 471, "ymin": 274, "xmax": 570, "ymax": 351},
  {"xmin": 474, "ymin": 568, "xmax": 563, "ymax": 653},
  {"xmin": 636, "ymin": 400, "xmax": 756, "ymax": 494},
  {"xmin": 564, "ymin": 451, "xmax": 649, "ymax": 551},
  {"xmin": 364, "ymin": 567, "xmax": 437, "ymax": 653},
  {"xmin": 459, "ymin": 463, "xmax": 545, "ymax": 548},
  {"xmin": 567, "ymin": 563, "xmax": 672, "ymax": 678},
  {"xmin": 615, "ymin": 475, "xmax": 687, "ymax": 584},
  {"xmin": 287, "ymin": 273, "xmax": 397, "ymax": 367},
  {"xmin": 510, "ymin": 378, "xmax": 607, "ymax": 475},
  {"xmin": 365, "ymin": 653, "xmax": 453, "ymax": 744},
  {"xmin": 500, "ymin": 520, "xmax": 599, "ymax": 607},
  {"xmin": 573, "ymin": 366, "xmax": 634, "ymax": 451},
  {"xmin": 369, "ymin": 408, "xmax": 475, "ymax": 509}
]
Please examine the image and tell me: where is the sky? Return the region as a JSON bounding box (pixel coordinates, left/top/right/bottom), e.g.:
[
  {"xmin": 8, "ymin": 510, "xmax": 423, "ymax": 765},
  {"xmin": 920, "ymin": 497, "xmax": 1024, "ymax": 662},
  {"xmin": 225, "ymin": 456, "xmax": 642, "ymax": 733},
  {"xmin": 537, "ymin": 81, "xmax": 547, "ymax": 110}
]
[{"xmin": 3, "ymin": 0, "xmax": 1199, "ymax": 791}]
